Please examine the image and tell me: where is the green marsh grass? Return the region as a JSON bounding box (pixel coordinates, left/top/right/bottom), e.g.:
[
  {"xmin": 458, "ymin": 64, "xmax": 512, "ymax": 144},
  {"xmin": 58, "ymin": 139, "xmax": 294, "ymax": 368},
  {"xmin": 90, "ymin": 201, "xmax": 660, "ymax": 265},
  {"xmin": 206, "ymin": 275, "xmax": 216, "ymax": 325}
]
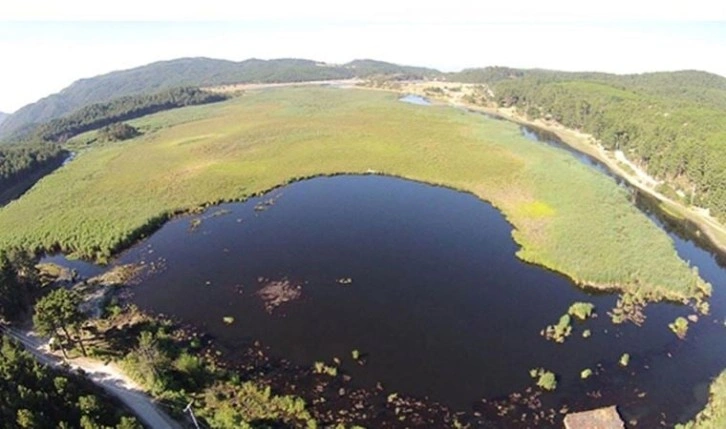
[{"xmin": 0, "ymin": 87, "xmax": 707, "ymax": 301}]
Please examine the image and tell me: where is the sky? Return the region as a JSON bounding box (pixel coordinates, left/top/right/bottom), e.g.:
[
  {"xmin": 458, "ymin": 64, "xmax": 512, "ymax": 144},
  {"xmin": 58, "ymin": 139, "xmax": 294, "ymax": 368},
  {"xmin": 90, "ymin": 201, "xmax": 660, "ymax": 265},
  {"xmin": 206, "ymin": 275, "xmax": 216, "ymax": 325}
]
[{"xmin": 1, "ymin": 1, "xmax": 725, "ymax": 113}]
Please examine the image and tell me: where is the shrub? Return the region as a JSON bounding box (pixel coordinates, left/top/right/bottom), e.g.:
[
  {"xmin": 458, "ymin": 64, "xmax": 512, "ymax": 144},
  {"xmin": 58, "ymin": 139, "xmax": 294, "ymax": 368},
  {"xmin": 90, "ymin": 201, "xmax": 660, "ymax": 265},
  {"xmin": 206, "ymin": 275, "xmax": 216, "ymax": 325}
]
[
  {"xmin": 568, "ymin": 302, "xmax": 595, "ymax": 320},
  {"xmin": 530, "ymin": 368, "xmax": 557, "ymax": 391},
  {"xmin": 669, "ymin": 317, "xmax": 689, "ymax": 339},
  {"xmin": 544, "ymin": 314, "xmax": 572, "ymax": 343}
]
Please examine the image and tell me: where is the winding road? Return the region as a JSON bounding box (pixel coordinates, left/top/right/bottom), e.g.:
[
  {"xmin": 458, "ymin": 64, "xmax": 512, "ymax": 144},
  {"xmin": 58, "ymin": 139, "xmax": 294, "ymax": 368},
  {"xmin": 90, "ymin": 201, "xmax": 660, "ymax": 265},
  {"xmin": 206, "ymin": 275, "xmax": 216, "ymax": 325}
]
[{"xmin": 1, "ymin": 326, "xmax": 183, "ymax": 429}]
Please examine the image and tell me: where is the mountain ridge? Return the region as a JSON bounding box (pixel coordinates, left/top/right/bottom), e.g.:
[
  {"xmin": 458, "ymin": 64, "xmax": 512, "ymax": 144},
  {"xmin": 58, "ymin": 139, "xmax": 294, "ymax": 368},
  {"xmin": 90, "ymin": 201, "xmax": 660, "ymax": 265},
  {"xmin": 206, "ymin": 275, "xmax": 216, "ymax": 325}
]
[
  {"xmin": 3, "ymin": 58, "xmax": 726, "ymax": 140},
  {"xmin": 0, "ymin": 57, "xmax": 441, "ymax": 138}
]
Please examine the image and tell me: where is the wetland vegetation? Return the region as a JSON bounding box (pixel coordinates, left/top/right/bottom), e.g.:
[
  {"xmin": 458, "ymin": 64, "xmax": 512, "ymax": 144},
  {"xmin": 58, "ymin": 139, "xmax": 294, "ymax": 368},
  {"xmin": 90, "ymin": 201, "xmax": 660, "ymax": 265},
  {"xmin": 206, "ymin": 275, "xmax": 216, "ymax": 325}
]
[
  {"xmin": 1, "ymin": 66, "xmax": 725, "ymax": 428},
  {"xmin": 0, "ymin": 87, "xmax": 708, "ymax": 305}
]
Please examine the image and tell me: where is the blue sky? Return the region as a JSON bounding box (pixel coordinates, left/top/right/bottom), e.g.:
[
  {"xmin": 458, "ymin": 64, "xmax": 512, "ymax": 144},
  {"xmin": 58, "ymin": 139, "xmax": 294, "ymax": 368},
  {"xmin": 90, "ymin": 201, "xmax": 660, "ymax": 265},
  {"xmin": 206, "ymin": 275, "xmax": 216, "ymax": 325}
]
[{"xmin": 1, "ymin": 5, "xmax": 725, "ymax": 112}]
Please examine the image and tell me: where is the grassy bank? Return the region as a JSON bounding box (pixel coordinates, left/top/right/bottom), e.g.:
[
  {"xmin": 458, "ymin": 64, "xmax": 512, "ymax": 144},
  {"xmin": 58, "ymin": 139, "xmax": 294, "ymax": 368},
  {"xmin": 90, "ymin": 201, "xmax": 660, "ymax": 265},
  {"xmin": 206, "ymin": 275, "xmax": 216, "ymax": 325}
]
[
  {"xmin": 677, "ymin": 371, "xmax": 726, "ymax": 429},
  {"xmin": 0, "ymin": 87, "xmax": 708, "ymax": 301}
]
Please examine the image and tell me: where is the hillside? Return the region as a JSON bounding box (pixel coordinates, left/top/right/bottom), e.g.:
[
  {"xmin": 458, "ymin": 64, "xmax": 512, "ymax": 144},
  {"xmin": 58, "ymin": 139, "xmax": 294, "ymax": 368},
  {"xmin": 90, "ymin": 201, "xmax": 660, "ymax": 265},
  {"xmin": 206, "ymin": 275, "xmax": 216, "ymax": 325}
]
[
  {"xmin": 0, "ymin": 112, "xmax": 7, "ymax": 125},
  {"xmin": 449, "ymin": 67, "xmax": 726, "ymax": 220},
  {"xmin": 0, "ymin": 58, "xmax": 441, "ymax": 138}
]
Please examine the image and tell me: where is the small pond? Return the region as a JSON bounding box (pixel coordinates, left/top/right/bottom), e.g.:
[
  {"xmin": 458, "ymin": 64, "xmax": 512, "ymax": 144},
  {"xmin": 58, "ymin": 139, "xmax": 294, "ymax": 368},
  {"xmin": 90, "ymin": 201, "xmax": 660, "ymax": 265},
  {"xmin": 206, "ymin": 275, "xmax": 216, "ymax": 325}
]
[{"xmin": 399, "ymin": 94, "xmax": 432, "ymax": 106}]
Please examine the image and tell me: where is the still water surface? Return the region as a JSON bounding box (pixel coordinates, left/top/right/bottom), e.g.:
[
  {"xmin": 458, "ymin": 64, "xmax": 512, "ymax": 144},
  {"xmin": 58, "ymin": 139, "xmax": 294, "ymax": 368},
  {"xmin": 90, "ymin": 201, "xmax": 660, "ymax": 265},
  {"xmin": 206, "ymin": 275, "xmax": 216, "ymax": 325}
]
[
  {"xmin": 101, "ymin": 175, "xmax": 722, "ymax": 426},
  {"xmin": 45, "ymin": 106, "xmax": 726, "ymax": 426}
]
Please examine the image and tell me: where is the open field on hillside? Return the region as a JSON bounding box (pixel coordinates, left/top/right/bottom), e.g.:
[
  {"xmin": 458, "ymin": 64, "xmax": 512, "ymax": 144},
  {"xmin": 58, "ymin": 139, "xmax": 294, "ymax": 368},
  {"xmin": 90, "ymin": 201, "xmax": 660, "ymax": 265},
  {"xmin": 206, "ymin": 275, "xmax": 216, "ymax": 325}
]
[{"xmin": 0, "ymin": 87, "xmax": 708, "ymax": 301}]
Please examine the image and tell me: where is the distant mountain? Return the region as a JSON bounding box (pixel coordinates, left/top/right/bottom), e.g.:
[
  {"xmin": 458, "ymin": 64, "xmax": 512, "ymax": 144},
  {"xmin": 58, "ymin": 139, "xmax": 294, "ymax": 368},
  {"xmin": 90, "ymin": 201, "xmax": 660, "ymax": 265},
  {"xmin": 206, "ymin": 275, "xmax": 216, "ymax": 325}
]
[
  {"xmin": 0, "ymin": 112, "xmax": 8, "ymax": 126},
  {"xmin": 0, "ymin": 58, "xmax": 442, "ymax": 139},
  {"xmin": 344, "ymin": 59, "xmax": 440, "ymax": 79}
]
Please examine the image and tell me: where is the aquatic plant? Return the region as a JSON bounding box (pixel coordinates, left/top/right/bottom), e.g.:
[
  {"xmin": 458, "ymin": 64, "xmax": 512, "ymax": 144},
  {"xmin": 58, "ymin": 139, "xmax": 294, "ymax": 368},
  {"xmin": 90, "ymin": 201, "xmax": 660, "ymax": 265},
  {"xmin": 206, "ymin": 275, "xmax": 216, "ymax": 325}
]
[
  {"xmin": 582, "ymin": 329, "xmax": 592, "ymax": 338},
  {"xmin": 0, "ymin": 87, "xmax": 707, "ymax": 304},
  {"xmin": 351, "ymin": 349, "xmax": 360, "ymax": 360},
  {"xmin": 568, "ymin": 302, "xmax": 595, "ymax": 320},
  {"xmin": 581, "ymin": 368, "xmax": 593, "ymax": 379},
  {"xmin": 544, "ymin": 314, "xmax": 572, "ymax": 343},
  {"xmin": 312, "ymin": 361, "xmax": 338, "ymax": 377},
  {"xmin": 669, "ymin": 317, "xmax": 690, "ymax": 339},
  {"xmin": 619, "ymin": 353, "xmax": 630, "ymax": 367},
  {"xmin": 256, "ymin": 278, "xmax": 302, "ymax": 313},
  {"xmin": 609, "ymin": 293, "xmax": 648, "ymax": 325},
  {"xmin": 530, "ymin": 368, "xmax": 557, "ymax": 391}
]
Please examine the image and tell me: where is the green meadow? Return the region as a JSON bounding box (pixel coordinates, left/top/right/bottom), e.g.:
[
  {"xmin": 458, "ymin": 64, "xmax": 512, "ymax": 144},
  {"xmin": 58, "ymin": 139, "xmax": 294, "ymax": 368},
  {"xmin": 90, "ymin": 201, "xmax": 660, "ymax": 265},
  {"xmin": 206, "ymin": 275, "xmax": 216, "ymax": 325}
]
[{"xmin": 0, "ymin": 87, "xmax": 708, "ymax": 301}]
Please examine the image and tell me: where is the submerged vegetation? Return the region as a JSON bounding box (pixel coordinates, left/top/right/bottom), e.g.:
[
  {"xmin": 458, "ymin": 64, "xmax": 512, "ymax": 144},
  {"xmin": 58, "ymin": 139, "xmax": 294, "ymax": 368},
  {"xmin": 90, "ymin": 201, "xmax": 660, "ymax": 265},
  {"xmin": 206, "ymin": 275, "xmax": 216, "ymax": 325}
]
[{"xmin": 0, "ymin": 87, "xmax": 708, "ymax": 304}]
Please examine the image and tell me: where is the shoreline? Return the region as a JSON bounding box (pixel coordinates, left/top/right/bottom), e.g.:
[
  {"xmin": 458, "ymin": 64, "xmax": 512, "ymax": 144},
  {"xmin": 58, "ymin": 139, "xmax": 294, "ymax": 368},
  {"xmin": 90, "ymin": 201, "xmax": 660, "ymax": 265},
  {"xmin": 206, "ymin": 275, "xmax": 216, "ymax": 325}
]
[
  {"xmin": 367, "ymin": 81, "xmax": 726, "ymax": 260},
  {"xmin": 465, "ymin": 102, "xmax": 726, "ymax": 256},
  {"xmin": 0, "ymin": 85, "xmax": 709, "ymax": 304}
]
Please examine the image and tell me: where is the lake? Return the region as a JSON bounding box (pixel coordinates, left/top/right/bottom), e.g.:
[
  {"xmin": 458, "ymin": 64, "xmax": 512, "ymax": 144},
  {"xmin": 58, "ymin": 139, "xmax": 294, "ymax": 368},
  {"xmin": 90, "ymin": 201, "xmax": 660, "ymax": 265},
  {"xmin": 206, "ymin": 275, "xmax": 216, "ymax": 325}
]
[
  {"xmin": 43, "ymin": 110, "xmax": 726, "ymax": 427},
  {"xmin": 87, "ymin": 173, "xmax": 721, "ymax": 427}
]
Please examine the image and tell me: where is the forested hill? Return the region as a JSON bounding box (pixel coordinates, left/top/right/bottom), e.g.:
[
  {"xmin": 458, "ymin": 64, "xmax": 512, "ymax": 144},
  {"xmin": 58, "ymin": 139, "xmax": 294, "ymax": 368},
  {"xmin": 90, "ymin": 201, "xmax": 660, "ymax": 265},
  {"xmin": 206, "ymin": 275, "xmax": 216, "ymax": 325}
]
[
  {"xmin": 28, "ymin": 87, "xmax": 227, "ymax": 143},
  {"xmin": 451, "ymin": 67, "xmax": 726, "ymax": 220},
  {"xmin": 0, "ymin": 57, "xmax": 441, "ymax": 138}
]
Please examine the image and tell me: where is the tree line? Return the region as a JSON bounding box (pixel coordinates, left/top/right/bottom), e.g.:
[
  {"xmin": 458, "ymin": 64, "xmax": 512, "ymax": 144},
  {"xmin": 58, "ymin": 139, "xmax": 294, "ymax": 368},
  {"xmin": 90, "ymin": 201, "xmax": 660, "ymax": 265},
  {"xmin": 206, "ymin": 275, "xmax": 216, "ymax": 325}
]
[
  {"xmin": 480, "ymin": 72, "xmax": 726, "ymax": 220},
  {"xmin": 0, "ymin": 250, "xmax": 140, "ymax": 428},
  {"xmin": 0, "ymin": 143, "xmax": 67, "ymax": 192},
  {"xmin": 0, "ymin": 334, "xmax": 141, "ymax": 428},
  {"xmin": 26, "ymin": 87, "xmax": 227, "ymax": 143}
]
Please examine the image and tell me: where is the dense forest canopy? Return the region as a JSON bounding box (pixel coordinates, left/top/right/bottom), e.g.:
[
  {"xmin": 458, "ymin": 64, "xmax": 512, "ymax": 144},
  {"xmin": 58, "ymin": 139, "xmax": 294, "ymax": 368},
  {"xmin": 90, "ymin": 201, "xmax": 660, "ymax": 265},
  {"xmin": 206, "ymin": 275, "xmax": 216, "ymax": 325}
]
[
  {"xmin": 0, "ymin": 334, "xmax": 141, "ymax": 429},
  {"xmin": 22, "ymin": 87, "xmax": 227, "ymax": 143},
  {"xmin": 0, "ymin": 57, "xmax": 441, "ymax": 138},
  {"xmin": 450, "ymin": 67, "xmax": 726, "ymax": 220},
  {"xmin": 0, "ymin": 142, "xmax": 66, "ymax": 192}
]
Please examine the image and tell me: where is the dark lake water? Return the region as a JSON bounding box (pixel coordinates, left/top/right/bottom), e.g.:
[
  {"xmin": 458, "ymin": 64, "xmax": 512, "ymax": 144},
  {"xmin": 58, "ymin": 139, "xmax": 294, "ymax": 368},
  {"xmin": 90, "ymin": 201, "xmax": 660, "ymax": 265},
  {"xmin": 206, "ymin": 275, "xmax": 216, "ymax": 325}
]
[
  {"xmin": 43, "ymin": 111, "xmax": 726, "ymax": 427},
  {"xmin": 61, "ymin": 174, "xmax": 718, "ymax": 427}
]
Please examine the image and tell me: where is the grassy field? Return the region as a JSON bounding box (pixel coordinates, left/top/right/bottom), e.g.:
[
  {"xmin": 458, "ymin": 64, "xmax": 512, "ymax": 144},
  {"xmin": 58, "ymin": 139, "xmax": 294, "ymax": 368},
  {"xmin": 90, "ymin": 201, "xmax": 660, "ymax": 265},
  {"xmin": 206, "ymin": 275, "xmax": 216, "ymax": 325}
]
[{"xmin": 0, "ymin": 87, "xmax": 708, "ymax": 301}]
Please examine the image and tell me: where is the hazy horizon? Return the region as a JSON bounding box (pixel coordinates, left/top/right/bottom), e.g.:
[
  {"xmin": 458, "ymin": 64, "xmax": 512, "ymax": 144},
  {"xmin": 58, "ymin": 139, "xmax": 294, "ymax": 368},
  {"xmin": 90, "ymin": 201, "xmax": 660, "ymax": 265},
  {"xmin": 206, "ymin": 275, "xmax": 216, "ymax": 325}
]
[{"xmin": 1, "ymin": 1, "xmax": 725, "ymax": 112}]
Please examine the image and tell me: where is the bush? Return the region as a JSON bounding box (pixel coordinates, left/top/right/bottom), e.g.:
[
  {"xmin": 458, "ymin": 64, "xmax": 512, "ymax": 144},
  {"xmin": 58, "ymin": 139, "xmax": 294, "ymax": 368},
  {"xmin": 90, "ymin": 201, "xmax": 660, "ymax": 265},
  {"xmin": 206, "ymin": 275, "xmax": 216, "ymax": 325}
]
[
  {"xmin": 669, "ymin": 317, "xmax": 690, "ymax": 339},
  {"xmin": 568, "ymin": 302, "xmax": 595, "ymax": 320},
  {"xmin": 530, "ymin": 368, "xmax": 557, "ymax": 391},
  {"xmin": 544, "ymin": 314, "xmax": 572, "ymax": 343}
]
